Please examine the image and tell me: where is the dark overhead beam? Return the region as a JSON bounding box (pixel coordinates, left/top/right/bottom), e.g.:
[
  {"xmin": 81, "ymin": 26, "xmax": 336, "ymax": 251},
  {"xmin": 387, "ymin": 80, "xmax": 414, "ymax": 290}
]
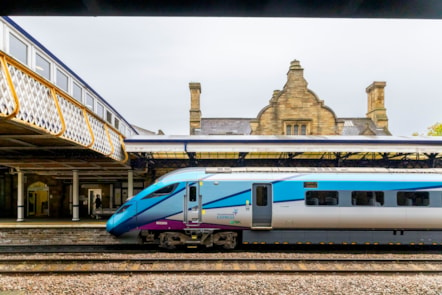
[{"xmin": 2, "ymin": 0, "xmax": 442, "ymax": 19}]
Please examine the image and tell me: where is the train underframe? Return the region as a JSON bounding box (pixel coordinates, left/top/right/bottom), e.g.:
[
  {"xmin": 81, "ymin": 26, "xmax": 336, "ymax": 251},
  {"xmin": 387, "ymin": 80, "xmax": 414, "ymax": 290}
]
[
  {"xmin": 138, "ymin": 229, "xmax": 238, "ymax": 249},
  {"xmin": 137, "ymin": 228, "xmax": 442, "ymax": 249}
]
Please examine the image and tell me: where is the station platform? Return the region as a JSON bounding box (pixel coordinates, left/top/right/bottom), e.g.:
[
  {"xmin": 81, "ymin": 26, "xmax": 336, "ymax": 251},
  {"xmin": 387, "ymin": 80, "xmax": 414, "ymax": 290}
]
[
  {"xmin": 0, "ymin": 218, "xmax": 106, "ymax": 228},
  {"xmin": 0, "ymin": 218, "xmax": 120, "ymax": 246}
]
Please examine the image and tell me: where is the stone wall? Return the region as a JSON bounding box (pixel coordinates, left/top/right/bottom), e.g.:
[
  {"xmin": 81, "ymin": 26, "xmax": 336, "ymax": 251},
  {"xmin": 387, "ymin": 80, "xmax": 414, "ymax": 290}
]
[
  {"xmin": 251, "ymin": 60, "xmax": 338, "ymax": 135},
  {"xmin": 0, "ymin": 227, "xmax": 122, "ymax": 245}
]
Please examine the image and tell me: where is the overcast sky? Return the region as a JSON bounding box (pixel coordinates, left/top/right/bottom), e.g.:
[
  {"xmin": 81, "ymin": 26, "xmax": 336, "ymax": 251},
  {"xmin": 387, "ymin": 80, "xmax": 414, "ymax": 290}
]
[{"xmin": 11, "ymin": 17, "xmax": 442, "ymax": 136}]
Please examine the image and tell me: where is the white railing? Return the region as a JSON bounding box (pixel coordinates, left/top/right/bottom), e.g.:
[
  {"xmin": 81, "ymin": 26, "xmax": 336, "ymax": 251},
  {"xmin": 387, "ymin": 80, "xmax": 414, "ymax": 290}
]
[{"xmin": 0, "ymin": 51, "xmax": 128, "ymax": 162}]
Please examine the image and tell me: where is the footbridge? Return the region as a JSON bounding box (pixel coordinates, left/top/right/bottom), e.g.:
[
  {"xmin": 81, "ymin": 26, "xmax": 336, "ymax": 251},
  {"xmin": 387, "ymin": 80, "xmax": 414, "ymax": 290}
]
[
  {"xmin": 0, "ymin": 17, "xmax": 146, "ymax": 221},
  {"xmin": 0, "ymin": 17, "xmax": 138, "ymax": 179}
]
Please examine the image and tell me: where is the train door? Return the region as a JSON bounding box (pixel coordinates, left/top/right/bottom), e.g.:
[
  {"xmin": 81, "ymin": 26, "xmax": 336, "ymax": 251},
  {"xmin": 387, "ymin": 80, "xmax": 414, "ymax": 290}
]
[
  {"xmin": 252, "ymin": 183, "xmax": 272, "ymax": 228},
  {"xmin": 184, "ymin": 182, "xmax": 202, "ymax": 226}
]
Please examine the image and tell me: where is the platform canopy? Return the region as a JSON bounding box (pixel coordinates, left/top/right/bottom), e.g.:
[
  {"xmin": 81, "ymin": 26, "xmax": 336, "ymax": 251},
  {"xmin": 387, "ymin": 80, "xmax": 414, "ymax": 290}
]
[{"xmin": 126, "ymin": 135, "xmax": 442, "ymax": 170}]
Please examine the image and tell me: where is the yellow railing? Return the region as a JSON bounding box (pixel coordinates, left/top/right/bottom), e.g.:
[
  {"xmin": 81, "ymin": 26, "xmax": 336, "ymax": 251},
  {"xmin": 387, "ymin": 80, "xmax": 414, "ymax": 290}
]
[{"xmin": 0, "ymin": 51, "xmax": 128, "ymax": 163}]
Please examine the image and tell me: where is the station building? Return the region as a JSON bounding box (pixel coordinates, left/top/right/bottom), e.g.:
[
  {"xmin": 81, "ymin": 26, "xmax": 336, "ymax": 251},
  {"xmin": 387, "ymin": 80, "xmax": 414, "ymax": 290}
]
[{"xmin": 190, "ymin": 60, "xmax": 391, "ymax": 137}]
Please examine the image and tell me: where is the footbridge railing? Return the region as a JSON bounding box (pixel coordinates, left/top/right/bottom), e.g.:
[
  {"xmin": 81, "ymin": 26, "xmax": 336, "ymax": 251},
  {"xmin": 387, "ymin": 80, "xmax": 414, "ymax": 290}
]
[{"xmin": 0, "ymin": 51, "xmax": 128, "ymax": 162}]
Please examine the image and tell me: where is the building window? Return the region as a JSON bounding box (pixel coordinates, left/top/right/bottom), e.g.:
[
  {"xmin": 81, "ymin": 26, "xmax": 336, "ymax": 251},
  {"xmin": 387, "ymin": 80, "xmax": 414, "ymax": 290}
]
[
  {"xmin": 35, "ymin": 53, "xmax": 50, "ymax": 80},
  {"xmin": 56, "ymin": 69, "xmax": 68, "ymax": 92},
  {"xmin": 114, "ymin": 118, "xmax": 120, "ymax": 130},
  {"xmin": 351, "ymin": 191, "xmax": 384, "ymax": 206},
  {"xmin": 73, "ymin": 83, "xmax": 82, "ymax": 102},
  {"xmin": 9, "ymin": 33, "xmax": 28, "ymax": 64},
  {"xmin": 284, "ymin": 121, "xmax": 310, "ymax": 135},
  {"xmin": 300, "ymin": 124, "xmax": 307, "ymax": 135},
  {"xmin": 306, "ymin": 191, "xmax": 339, "ymax": 206},
  {"xmin": 397, "ymin": 192, "xmax": 429, "ymax": 206},
  {"xmin": 286, "ymin": 125, "xmax": 291, "ymax": 135}
]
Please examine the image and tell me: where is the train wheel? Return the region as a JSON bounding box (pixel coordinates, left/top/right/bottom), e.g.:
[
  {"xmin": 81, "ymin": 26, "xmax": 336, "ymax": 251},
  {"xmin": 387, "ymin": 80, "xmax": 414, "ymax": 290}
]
[{"xmin": 213, "ymin": 231, "xmax": 238, "ymax": 249}]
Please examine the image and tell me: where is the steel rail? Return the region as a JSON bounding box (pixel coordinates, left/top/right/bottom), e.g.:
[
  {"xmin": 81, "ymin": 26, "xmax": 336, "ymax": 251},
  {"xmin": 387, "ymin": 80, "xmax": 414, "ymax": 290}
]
[{"xmin": 0, "ymin": 257, "xmax": 441, "ymax": 274}]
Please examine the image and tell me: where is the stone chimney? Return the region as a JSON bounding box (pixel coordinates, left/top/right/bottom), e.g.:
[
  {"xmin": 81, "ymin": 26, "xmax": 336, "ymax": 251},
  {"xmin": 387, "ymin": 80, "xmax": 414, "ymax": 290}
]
[
  {"xmin": 189, "ymin": 82, "xmax": 202, "ymax": 135},
  {"xmin": 366, "ymin": 81, "xmax": 388, "ymax": 130},
  {"xmin": 285, "ymin": 60, "xmax": 308, "ymax": 89}
]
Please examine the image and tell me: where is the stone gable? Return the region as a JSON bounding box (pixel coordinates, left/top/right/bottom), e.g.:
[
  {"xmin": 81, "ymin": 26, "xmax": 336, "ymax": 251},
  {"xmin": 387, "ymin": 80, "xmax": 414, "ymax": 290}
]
[{"xmin": 250, "ymin": 60, "xmax": 338, "ymax": 135}]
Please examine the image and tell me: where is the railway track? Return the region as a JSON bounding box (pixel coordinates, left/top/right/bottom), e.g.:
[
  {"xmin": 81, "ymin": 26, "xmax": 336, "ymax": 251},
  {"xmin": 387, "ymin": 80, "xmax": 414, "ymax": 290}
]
[{"xmin": 1, "ymin": 257, "xmax": 441, "ymax": 274}]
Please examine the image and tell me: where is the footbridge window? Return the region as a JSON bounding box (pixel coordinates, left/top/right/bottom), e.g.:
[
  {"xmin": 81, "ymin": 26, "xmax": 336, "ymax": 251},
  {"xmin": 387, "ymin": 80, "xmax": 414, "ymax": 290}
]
[
  {"xmin": 9, "ymin": 33, "xmax": 28, "ymax": 64},
  {"xmin": 306, "ymin": 191, "xmax": 339, "ymax": 206},
  {"xmin": 352, "ymin": 191, "xmax": 384, "ymax": 206},
  {"xmin": 397, "ymin": 192, "xmax": 429, "ymax": 206},
  {"xmin": 35, "ymin": 53, "xmax": 51, "ymax": 80}
]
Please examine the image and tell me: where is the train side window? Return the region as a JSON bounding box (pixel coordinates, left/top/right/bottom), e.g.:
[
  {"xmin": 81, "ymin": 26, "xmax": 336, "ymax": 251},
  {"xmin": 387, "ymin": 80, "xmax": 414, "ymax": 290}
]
[
  {"xmin": 142, "ymin": 183, "xmax": 178, "ymax": 200},
  {"xmin": 256, "ymin": 185, "xmax": 268, "ymax": 206},
  {"xmin": 306, "ymin": 191, "xmax": 338, "ymax": 206},
  {"xmin": 397, "ymin": 192, "xmax": 429, "ymax": 206},
  {"xmin": 351, "ymin": 191, "xmax": 384, "ymax": 206}
]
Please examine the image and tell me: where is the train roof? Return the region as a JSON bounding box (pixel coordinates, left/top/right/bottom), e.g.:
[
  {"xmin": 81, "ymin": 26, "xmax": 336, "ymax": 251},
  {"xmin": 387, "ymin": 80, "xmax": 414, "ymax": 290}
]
[{"xmin": 155, "ymin": 167, "xmax": 442, "ymax": 184}]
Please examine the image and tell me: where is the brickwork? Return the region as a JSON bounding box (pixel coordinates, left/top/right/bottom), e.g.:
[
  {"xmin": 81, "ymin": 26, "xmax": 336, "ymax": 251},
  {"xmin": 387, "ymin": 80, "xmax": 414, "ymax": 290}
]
[{"xmin": 0, "ymin": 227, "xmax": 121, "ymax": 245}]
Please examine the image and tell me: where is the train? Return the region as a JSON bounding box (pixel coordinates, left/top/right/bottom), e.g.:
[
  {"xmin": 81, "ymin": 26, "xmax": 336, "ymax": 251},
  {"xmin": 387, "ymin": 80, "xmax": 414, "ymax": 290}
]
[{"xmin": 106, "ymin": 167, "xmax": 442, "ymax": 249}]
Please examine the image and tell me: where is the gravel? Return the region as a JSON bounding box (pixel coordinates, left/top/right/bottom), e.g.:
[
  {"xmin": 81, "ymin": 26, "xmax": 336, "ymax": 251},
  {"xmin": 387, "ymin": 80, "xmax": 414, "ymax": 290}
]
[
  {"xmin": 1, "ymin": 252, "xmax": 442, "ymax": 294},
  {"xmin": 0, "ymin": 274, "xmax": 442, "ymax": 294}
]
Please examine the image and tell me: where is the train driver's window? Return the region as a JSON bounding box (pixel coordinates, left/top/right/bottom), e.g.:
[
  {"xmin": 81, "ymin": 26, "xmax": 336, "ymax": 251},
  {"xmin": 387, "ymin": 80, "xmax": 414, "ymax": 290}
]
[
  {"xmin": 397, "ymin": 192, "xmax": 429, "ymax": 206},
  {"xmin": 351, "ymin": 191, "xmax": 384, "ymax": 206},
  {"xmin": 115, "ymin": 204, "xmax": 131, "ymax": 214},
  {"xmin": 306, "ymin": 191, "xmax": 338, "ymax": 206},
  {"xmin": 142, "ymin": 183, "xmax": 178, "ymax": 200}
]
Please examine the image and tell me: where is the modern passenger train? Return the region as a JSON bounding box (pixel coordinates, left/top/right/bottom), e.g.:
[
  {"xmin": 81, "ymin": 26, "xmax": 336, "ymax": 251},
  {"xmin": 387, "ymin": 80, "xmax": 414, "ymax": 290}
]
[{"xmin": 106, "ymin": 167, "xmax": 442, "ymax": 249}]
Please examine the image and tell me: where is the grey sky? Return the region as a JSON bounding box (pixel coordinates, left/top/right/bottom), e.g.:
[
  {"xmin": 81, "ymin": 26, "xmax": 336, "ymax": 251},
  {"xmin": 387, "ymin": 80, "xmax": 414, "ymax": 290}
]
[{"xmin": 12, "ymin": 17, "xmax": 442, "ymax": 136}]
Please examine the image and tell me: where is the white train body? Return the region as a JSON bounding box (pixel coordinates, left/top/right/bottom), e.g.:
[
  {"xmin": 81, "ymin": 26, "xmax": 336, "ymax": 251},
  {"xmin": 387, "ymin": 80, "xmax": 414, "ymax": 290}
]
[{"xmin": 107, "ymin": 167, "xmax": 442, "ymax": 248}]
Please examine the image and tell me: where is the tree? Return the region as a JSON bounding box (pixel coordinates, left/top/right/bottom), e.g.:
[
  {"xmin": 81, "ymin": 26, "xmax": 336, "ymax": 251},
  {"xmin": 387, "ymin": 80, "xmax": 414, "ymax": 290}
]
[{"xmin": 427, "ymin": 122, "xmax": 442, "ymax": 136}]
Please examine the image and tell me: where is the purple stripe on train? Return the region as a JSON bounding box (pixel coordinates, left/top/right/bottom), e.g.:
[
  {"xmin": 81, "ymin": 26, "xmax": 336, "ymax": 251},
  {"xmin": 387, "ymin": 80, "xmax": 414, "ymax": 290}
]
[{"xmin": 137, "ymin": 219, "xmax": 247, "ymax": 230}]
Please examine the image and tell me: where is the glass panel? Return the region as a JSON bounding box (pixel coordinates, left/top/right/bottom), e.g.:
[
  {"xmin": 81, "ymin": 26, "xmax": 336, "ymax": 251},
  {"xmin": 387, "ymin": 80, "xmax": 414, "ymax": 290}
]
[
  {"xmin": 306, "ymin": 191, "xmax": 339, "ymax": 206},
  {"xmin": 86, "ymin": 93, "xmax": 94, "ymax": 110},
  {"xmin": 301, "ymin": 124, "xmax": 307, "ymax": 135},
  {"xmin": 106, "ymin": 110, "xmax": 112, "ymax": 124},
  {"xmin": 189, "ymin": 186, "xmax": 197, "ymax": 202},
  {"xmin": 293, "ymin": 125, "xmax": 299, "ymax": 135},
  {"xmin": 73, "ymin": 83, "xmax": 82, "ymax": 102},
  {"xmin": 397, "ymin": 192, "xmax": 429, "ymax": 206},
  {"xmin": 256, "ymin": 185, "xmax": 268, "ymax": 206},
  {"xmin": 9, "ymin": 34, "xmax": 28, "ymax": 64},
  {"xmin": 351, "ymin": 191, "xmax": 384, "ymax": 206},
  {"xmin": 142, "ymin": 184, "xmax": 178, "ymax": 199},
  {"xmin": 56, "ymin": 69, "xmax": 68, "ymax": 92},
  {"xmin": 96, "ymin": 103, "xmax": 104, "ymax": 118},
  {"xmin": 286, "ymin": 125, "xmax": 291, "ymax": 135},
  {"xmin": 114, "ymin": 118, "xmax": 120, "ymax": 129},
  {"xmin": 35, "ymin": 53, "xmax": 50, "ymax": 79}
]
